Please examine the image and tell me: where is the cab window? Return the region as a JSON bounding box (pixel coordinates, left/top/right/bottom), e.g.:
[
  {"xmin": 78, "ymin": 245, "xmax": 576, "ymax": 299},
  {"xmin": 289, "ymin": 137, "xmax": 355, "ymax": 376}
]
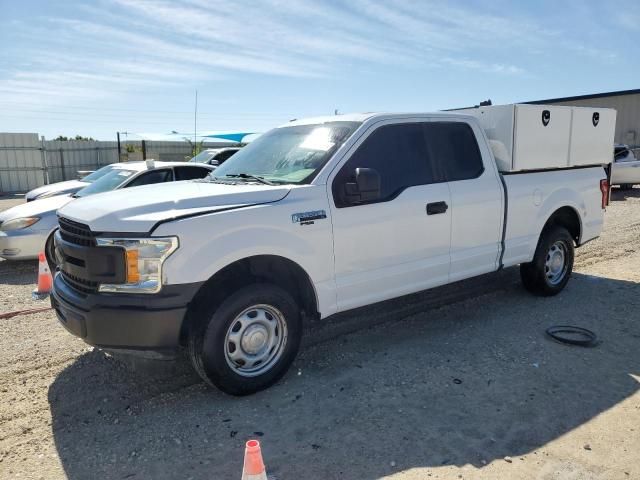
[
  {"xmin": 332, "ymin": 123, "xmax": 437, "ymax": 208},
  {"xmin": 425, "ymin": 122, "xmax": 484, "ymax": 182},
  {"xmin": 174, "ymin": 166, "xmax": 211, "ymax": 181},
  {"xmin": 125, "ymin": 169, "xmax": 173, "ymax": 187}
]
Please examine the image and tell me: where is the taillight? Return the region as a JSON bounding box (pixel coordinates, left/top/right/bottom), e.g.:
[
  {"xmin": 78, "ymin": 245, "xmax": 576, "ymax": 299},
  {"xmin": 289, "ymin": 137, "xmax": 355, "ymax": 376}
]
[{"xmin": 600, "ymin": 178, "xmax": 610, "ymax": 209}]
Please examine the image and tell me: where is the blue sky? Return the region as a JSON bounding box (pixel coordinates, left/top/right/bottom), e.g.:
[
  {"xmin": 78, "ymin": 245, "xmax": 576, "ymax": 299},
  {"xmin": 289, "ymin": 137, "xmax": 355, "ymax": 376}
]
[{"xmin": 1, "ymin": 0, "xmax": 638, "ymax": 140}]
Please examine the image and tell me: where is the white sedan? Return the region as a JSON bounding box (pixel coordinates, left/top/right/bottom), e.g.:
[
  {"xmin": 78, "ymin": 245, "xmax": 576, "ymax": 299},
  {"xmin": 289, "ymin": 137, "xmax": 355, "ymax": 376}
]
[
  {"xmin": 0, "ymin": 161, "xmax": 214, "ymax": 261},
  {"xmin": 24, "ymin": 165, "xmax": 120, "ymax": 202},
  {"xmin": 611, "ymin": 144, "xmax": 640, "ymax": 189}
]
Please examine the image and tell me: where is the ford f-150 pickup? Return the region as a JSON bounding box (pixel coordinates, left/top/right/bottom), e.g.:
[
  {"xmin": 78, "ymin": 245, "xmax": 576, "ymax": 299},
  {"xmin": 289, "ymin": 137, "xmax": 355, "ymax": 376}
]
[{"xmin": 51, "ymin": 105, "xmax": 616, "ymax": 395}]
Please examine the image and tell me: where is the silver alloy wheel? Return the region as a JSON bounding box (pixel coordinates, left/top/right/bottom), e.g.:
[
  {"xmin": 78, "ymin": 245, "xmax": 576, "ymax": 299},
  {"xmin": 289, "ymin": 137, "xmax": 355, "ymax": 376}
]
[
  {"xmin": 544, "ymin": 240, "xmax": 568, "ymax": 285},
  {"xmin": 224, "ymin": 304, "xmax": 288, "ymax": 377}
]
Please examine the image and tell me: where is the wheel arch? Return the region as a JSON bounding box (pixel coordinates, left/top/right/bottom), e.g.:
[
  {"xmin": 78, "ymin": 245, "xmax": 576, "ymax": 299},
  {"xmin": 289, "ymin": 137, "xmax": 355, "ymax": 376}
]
[
  {"xmin": 540, "ymin": 206, "xmax": 582, "ymax": 245},
  {"xmin": 180, "ymin": 254, "xmax": 319, "ymax": 344}
]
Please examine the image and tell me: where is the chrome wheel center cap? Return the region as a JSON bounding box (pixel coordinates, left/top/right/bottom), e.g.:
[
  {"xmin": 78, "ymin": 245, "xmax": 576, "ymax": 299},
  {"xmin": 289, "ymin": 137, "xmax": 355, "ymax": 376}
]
[
  {"xmin": 241, "ymin": 325, "xmax": 268, "ymax": 354},
  {"xmin": 550, "ymin": 252, "xmax": 563, "ymax": 272}
]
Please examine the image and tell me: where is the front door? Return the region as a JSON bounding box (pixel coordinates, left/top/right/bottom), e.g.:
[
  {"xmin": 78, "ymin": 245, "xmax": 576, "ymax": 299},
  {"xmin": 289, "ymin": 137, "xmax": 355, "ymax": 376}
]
[{"xmin": 328, "ymin": 120, "xmax": 452, "ymax": 312}]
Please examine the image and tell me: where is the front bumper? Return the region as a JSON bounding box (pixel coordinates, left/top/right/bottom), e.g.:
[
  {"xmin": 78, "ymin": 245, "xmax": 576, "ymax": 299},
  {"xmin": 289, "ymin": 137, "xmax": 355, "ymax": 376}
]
[
  {"xmin": 51, "ymin": 273, "xmax": 203, "ymax": 351},
  {"xmin": 0, "ymin": 229, "xmax": 47, "ymax": 260}
]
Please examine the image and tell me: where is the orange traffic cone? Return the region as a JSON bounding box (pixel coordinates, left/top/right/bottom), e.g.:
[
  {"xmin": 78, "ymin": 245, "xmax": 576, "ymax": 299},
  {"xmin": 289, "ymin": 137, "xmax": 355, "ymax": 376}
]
[
  {"xmin": 32, "ymin": 252, "xmax": 53, "ymax": 300},
  {"xmin": 242, "ymin": 440, "xmax": 267, "ymax": 480}
]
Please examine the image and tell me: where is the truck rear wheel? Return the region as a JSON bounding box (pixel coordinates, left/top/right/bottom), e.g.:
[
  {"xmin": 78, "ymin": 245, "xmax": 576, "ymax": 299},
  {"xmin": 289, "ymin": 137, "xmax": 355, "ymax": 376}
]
[
  {"xmin": 520, "ymin": 225, "xmax": 574, "ymax": 296},
  {"xmin": 187, "ymin": 283, "xmax": 302, "ymax": 396}
]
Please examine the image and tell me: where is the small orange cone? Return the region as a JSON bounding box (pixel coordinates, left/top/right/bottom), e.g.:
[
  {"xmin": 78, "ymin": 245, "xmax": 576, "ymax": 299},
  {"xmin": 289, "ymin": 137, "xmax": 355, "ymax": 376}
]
[
  {"xmin": 32, "ymin": 252, "xmax": 53, "ymax": 299},
  {"xmin": 242, "ymin": 440, "xmax": 267, "ymax": 480}
]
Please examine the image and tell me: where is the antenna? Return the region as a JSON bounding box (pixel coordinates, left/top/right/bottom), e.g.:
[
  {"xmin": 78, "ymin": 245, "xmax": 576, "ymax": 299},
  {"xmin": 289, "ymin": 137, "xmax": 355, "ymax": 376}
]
[{"xmin": 194, "ymin": 90, "xmax": 198, "ymax": 152}]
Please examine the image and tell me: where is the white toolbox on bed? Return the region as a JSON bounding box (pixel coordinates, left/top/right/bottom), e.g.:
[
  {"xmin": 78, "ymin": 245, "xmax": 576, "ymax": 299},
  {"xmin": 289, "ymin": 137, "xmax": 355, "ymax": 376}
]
[{"xmin": 461, "ymin": 104, "xmax": 616, "ymax": 172}]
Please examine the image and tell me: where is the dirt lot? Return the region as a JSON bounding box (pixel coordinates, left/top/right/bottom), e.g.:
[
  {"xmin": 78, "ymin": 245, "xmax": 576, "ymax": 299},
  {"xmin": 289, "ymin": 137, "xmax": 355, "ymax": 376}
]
[{"xmin": 0, "ymin": 189, "xmax": 639, "ymax": 480}]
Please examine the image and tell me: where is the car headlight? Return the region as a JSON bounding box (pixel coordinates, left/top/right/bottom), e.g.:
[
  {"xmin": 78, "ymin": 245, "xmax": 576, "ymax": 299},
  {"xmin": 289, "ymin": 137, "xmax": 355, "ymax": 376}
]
[
  {"xmin": 96, "ymin": 237, "xmax": 178, "ymax": 293},
  {"xmin": 0, "ymin": 217, "xmax": 40, "ymax": 231}
]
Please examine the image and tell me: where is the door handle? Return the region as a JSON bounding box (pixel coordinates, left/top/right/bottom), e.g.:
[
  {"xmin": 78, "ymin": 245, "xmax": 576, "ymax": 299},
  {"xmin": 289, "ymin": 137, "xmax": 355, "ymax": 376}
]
[{"xmin": 426, "ymin": 201, "xmax": 448, "ymax": 215}]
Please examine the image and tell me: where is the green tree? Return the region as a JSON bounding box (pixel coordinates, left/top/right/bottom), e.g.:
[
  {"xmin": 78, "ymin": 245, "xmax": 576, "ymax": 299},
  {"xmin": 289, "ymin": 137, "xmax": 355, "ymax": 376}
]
[{"xmin": 54, "ymin": 135, "xmax": 95, "ymax": 141}]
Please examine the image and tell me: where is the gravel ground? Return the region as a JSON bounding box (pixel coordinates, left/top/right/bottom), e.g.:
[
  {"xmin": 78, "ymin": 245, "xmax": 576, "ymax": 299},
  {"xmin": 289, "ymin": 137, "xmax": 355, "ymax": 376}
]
[{"xmin": 0, "ymin": 188, "xmax": 639, "ymax": 480}]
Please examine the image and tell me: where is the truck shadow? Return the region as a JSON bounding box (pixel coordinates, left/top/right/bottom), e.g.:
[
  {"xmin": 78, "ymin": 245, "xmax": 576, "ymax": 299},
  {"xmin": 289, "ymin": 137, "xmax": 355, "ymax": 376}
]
[
  {"xmin": 610, "ymin": 186, "xmax": 640, "ymax": 201},
  {"xmin": 48, "ymin": 270, "xmax": 640, "ymax": 479}
]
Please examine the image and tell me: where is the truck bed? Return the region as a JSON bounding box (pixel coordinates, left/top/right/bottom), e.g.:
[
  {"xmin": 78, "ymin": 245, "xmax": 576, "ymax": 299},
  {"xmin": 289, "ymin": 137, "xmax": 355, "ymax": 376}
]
[{"xmin": 501, "ymin": 166, "xmax": 606, "ymax": 268}]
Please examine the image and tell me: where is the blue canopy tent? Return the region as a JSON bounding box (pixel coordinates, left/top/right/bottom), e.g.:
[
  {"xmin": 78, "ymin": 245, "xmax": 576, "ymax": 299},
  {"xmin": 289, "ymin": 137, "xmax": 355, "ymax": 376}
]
[
  {"xmin": 132, "ymin": 131, "xmax": 258, "ymax": 143},
  {"xmin": 200, "ymin": 131, "xmax": 257, "ymax": 143}
]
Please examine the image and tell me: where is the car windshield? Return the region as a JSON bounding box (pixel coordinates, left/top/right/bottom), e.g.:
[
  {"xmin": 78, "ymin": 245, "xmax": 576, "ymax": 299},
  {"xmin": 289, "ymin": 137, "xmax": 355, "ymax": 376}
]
[
  {"xmin": 74, "ymin": 168, "xmax": 137, "ymax": 197},
  {"xmin": 190, "ymin": 150, "xmax": 218, "ymax": 163},
  {"xmin": 211, "ymin": 122, "xmax": 361, "ymax": 184},
  {"xmin": 81, "ymin": 164, "xmax": 118, "ymax": 183}
]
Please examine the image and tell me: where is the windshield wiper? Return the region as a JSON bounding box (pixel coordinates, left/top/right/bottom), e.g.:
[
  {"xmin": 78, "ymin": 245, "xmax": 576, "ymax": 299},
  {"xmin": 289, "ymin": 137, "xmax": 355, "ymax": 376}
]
[{"xmin": 225, "ymin": 173, "xmax": 275, "ymax": 186}]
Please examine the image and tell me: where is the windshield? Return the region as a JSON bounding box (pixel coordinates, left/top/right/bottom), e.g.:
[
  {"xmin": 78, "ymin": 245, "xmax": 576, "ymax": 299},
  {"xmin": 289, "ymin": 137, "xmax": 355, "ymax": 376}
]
[
  {"xmin": 81, "ymin": 164, "xmax": 118, "ymax": 183},
  {"xmin": 74, "ymin": 168, "xmax": 136, "ymax": 197},
  {"xmin": 212, "ymin": 122, "xmax": 360, "ymax": 184},
  {"xmin": 190, "ymin": 150, "xmax": 218, "ymax": 163}
]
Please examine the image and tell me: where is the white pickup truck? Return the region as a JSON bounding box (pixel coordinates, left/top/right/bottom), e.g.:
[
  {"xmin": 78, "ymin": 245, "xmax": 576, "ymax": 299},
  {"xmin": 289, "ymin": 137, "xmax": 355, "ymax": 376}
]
[{"xmin": 51, "ymin": 105, "xmax": 615, "ymax": 395}]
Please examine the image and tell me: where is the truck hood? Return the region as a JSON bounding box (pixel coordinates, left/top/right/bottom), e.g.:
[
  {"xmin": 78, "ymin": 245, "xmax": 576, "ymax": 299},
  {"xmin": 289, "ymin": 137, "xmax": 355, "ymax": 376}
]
[
  {"xmin": 57, "ymin": 181, "xmax": 291, "ymax": 233},
  {"xmin": 26, "ymin": 179, "xmax": 88, "ymax": 201},
  {"xmin": 0, "ymin": 194, "xmax": 73, "ymax": 224}
]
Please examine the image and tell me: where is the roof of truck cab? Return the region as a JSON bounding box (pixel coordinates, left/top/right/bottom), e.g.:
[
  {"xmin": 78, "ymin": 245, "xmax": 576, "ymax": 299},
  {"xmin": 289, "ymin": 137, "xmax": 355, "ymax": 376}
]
[{"xmin": 281, "ymin": 112, "xmax": 476, "ymax": 127}]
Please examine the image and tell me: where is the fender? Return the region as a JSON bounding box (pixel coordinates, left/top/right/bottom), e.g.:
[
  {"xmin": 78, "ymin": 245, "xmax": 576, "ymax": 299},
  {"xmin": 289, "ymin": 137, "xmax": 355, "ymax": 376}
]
[
  {"xmin": 155, "ymin": 197, "xmax": 337, "ymax": 317},
  {"xmin": 530, "ymin": 188, "xmax": 584, "ymax": 255}
]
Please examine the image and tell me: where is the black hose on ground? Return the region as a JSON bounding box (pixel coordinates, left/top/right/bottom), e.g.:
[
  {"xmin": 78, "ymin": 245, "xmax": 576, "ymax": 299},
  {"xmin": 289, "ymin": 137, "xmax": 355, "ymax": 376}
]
[{"xmin": 546, "ymin": 325, "xmax": 598, "ymax": 347}]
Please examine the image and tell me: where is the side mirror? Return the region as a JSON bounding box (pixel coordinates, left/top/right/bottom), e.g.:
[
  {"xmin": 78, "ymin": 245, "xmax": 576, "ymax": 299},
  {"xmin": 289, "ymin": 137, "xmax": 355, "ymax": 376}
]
[
  {"xmin": 344, "ymin": 167, "xmax": 381, "ymax": 204},
  {"xmin": 209, "ymin": 159, "xmax": 220, "ymax": 166}
]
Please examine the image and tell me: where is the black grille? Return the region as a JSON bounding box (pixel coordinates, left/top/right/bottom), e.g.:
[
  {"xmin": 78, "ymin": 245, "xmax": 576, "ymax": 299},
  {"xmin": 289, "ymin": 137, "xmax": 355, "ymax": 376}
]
[
  {"xmin": 61, "ymin": 271, "xmax": 98, "ymax": 294},
  {"xmin": 57, "ymin": 217, "xmax": 99, "ymax": 294},
  {"xmin": 58, "ymin": 217, "xmax": 96, "ymax": 247}
]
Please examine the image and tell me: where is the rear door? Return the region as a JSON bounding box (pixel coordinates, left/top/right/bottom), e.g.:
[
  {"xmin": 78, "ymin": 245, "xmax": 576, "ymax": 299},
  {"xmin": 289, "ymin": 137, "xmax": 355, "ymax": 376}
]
[
  {"xmin": 427, "ymin": 120, "xmax": 503, "ymax": 281},
  {"xmin": 329, "ymin": 120, "xmax": 452, "ymax": 311}
]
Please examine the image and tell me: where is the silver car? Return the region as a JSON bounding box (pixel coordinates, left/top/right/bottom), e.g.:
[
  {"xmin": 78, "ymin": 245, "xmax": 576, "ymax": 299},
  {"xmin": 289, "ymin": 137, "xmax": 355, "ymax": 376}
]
[
  {"xmin": 611, "ymin": 144, "xmax": 640, "ymax": 189},
  {"xmin": 24, "ymin": 164, "xmax": 120, "ymax": 201},
  {"xmin": 0, "ymin": 161, "xmax": 214, "ymax": 260},
  {"xmin": 189, "ymin": 147, "xmax": 241, "ymax": 166}
]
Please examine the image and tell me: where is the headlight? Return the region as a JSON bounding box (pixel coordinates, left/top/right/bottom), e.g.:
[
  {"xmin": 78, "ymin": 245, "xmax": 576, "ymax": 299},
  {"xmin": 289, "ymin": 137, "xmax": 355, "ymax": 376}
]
[
  {"xmin": 0, "ymin": 217, "xmax": 40, "ymax": 231},
  {"xmin": 96, "ymin": 237, "xmax": 178, "ymax": 293}
]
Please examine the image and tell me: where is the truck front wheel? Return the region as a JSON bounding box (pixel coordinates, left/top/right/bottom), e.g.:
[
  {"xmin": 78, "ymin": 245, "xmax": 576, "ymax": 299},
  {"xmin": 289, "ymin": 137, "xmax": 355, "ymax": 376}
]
[
  {"xmin": 187, "ymin": 284, "xmax": 302, "ymax": 396},
  {"xmin": 520, "ymin": 225, "xmax": 574, "ymax": 296}
]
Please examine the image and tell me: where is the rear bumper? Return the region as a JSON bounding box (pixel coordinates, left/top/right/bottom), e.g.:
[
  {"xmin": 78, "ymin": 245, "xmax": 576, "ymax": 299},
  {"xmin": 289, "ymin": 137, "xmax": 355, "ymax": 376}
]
[{"xmin": 51, "ymin": 273, "xmax": 203, "ymax": 351}]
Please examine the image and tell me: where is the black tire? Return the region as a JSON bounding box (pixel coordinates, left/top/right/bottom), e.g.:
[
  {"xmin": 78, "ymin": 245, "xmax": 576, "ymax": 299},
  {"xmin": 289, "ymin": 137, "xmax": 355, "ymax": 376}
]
[
  {"xmin": 520, "ymin": 225, "xmax": 574, "ymax": 296},
  {"xmin": 44, "ymin": 231, "xmax": 57, "ymax": 272},
  {"xmin": 187, "ymin": 283, "xmax": 302, "ymax": 396}
]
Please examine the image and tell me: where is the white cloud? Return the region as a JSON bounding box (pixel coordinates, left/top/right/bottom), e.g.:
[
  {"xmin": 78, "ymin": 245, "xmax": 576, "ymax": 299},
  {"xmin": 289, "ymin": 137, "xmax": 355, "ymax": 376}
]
[{"xmin": 0, "ymin": 0, "xmax": 625, "ymax": 112}]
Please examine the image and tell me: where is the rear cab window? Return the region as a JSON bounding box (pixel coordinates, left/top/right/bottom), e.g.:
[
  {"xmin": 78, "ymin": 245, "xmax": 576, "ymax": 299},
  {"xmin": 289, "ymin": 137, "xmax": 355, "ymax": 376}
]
[{"xmin": 425, "ymin": 122, "xmax": 484, "ymax": 181}]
